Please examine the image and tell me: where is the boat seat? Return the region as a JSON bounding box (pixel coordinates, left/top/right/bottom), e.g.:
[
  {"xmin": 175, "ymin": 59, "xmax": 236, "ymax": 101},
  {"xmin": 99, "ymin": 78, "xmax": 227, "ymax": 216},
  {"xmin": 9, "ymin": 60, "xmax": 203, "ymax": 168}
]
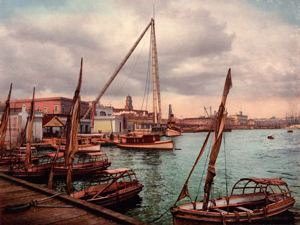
[
  {"xmin": 236, "ymin": 206, "xmax": 253, "ymax": 213},
  {"xmin": 213, "ymin": 208, "xmax": 228, "ymax": 214}
]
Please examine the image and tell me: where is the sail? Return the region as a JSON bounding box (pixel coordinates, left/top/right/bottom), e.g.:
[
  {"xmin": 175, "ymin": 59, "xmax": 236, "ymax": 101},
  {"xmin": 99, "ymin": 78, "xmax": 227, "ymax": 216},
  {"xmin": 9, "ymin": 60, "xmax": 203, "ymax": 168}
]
[
  {"xmin": 0, "ymin": 83, "xmax": 12, "ymax": 150},
  {"xmin": 25, "ymin": 87, "xmax": 35, "ymax": 169},
  {"xmin": 202, "ymin": 69, "xmax": 232, "ymax": 210},
  {"xmin": 65, "ymin": 58, "xmax": 83, "ymax": 194}
]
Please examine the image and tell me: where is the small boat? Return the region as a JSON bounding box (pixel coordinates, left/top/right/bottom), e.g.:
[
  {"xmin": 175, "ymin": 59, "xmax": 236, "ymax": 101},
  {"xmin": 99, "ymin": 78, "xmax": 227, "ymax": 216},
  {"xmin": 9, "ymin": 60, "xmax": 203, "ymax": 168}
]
[
  {"xmin": 71, "ymin": 168, "xmax": 143, "ymax": 207},
  {"xmin": 52, "ymin": 151, "xmax": 111, "ymax": 177},
  {"xmin": 267, "ymin": 135, "xmax": 274, "ymax": 139},
  {"xmin": 117, "ymin": 133, "xmax": 174, "ymax": 150},
  {"xmin": 171, "ymin": 69, "xmax": 295, "ymax": 224},
  {"xmin": 172, "ymin": 177, "xmax": 295, "ymax": 224},
  {"xmin": 287, "ymin": 130, "xmax": 293, "ymax": 133}
]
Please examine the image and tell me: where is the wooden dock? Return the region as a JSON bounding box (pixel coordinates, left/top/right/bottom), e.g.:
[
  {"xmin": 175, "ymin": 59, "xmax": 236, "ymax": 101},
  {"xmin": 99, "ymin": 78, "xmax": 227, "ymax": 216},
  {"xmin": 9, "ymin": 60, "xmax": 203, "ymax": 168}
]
[{"xmin": 0, "ymin": 172, "xmax": 146, "ymax": 225}]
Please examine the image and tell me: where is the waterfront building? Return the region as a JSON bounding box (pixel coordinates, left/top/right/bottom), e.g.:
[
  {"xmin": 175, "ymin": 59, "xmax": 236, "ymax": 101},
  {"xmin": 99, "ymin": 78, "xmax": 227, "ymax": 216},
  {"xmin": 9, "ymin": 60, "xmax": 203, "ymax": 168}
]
[{"xmin": 92, "ymin": 104, "xmax": 125, "ymax": 134}]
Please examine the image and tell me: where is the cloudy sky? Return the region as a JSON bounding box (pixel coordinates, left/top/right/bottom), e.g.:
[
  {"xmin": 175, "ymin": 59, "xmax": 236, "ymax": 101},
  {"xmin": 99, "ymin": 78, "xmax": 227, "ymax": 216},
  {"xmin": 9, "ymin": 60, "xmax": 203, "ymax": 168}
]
[{"xmin": 0, "ymin": 0, "xmax": 299, "ymax": 118}]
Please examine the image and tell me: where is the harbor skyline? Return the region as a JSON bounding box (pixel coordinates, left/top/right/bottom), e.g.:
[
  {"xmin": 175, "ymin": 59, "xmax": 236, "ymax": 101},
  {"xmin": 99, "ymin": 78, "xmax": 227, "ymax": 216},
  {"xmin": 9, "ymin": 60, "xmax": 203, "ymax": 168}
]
[{"xmin": 0, "ymin": 0, "xmax": 299, "ymax": 118}]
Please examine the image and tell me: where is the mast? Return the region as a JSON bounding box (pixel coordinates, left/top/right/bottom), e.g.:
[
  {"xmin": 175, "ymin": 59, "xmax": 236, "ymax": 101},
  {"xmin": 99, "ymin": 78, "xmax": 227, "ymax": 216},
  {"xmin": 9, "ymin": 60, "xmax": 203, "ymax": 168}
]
[
  {"xmin": 83, "ymin": 20, "xmax": 153, "ymax": 120},
  {"xmin": 25, "ymin": 87, "xmax": 35, "ymax": 169},
  {"xmin": 150, "ymin": 18, "xmax": 162, "ymax": 125},
  {"xmin": 202, "ymin": 69, "xmax": 232, "ymax": 211},
  {"xmin": 65, "ymin": 58, "xmax": 83, "ymax": 194},
  {"xmin": 0, "ymin": 83, "xmax": 12, "ymax": 151}
]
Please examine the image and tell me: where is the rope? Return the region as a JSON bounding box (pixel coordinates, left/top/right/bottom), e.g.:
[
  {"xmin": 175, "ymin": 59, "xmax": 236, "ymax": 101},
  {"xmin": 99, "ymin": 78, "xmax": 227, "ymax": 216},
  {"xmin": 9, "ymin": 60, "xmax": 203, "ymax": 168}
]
[
  {"xmin": 223, "ymin": 133, "xmax": 228, "ymax": 197},
  {"xmin": 194, "ymin": 135, "xmax": 212, "ymax": 202},
  {"xmin": 147, "ymin": 207, "xmax": 169, "ymax": 224}
]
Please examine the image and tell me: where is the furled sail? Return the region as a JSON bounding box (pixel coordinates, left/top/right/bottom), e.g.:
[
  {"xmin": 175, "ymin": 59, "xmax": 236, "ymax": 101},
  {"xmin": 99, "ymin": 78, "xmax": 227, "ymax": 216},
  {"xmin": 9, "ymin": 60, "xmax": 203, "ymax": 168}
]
[
  {"xmin": 65, "ymin": 58, "xmax": 83, "ymax": 194},
  {"xmin": 202, "ymin": 68, "xmax": 232, "ymax": 210},
  {"xmin": 0, "ymin": 83, "xmax": 12, "ymax": 151},
  {"xmin": 25, "ymin": 87, "xmax": 35, "ymax": 169}
]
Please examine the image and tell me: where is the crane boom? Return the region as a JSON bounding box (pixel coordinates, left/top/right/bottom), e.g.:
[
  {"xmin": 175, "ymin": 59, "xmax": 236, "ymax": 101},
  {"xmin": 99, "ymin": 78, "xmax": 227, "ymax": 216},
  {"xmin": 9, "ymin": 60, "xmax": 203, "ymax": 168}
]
[{"xmin": 83, "ymin": 19, "xmax": 153, "ymax": 119}]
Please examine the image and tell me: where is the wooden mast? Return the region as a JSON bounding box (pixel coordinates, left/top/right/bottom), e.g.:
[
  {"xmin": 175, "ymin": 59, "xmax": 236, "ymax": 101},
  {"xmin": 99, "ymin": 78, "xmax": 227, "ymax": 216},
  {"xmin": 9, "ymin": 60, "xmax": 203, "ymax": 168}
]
[
  {"xmin": 65, "ymin": 58, "xmax": 83, "ymax": 194},
  {"xmin": 0, "ymin": 83, "xmax": 12, "ymax": 152},
  {"xmin": 202, "ymin": 69, "xmax": 232, "ymax": 211},
  {"xmin": 25, "ymin": 87, "xmax": 35, "ymax": 169},
  {"xmin": 150, "ymin": 18, "xmax": 162, "ymax": 125}
]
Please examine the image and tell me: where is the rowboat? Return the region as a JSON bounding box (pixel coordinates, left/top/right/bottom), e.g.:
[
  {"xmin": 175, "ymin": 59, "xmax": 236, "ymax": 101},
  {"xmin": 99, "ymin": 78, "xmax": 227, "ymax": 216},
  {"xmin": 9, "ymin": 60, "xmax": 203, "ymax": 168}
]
[
  {"xmin": 71, "ymin": 168, "xmax": 143, "ymax": 207},
  {"xmin": 171, "ymin": 69, "xmax": 295, "ymax": 224}
]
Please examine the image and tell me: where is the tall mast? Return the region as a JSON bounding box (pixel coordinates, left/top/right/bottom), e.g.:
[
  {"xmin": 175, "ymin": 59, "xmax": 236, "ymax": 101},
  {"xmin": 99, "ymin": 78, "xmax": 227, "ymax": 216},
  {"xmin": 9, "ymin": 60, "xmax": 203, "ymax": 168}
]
[
  {"xmin": 151, "ymin": 18, "xmax": 162, "ymax": 125},
  {"xmin": 25, "ymin": 87, "xmax": 35, "ymax": 169},
  {"xmin": 202, "ymin": 69, "xmax": 232, "ymax": 210},
  {"xmin": 0, "ymin": 83, "xmax": 12, "ymax": 151},
  {"xmin": 65, "ymin": 58, "xmax": 83, "ymax": 194}
]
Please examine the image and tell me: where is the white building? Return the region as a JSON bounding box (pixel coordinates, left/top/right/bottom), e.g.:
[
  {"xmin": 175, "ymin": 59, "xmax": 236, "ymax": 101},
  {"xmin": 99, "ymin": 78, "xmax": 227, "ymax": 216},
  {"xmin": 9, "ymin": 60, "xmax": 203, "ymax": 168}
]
[{"xmin": 92, "ymin": 105, "xmax": 125, "ymax": 134}]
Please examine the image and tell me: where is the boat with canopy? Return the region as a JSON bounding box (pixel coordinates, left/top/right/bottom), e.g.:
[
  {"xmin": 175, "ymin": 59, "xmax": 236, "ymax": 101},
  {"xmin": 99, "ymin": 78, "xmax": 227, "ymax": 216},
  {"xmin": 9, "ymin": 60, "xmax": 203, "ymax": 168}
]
[{"xmin": 171, "ymin": 69, "xmax": 295, "ymax": 224}]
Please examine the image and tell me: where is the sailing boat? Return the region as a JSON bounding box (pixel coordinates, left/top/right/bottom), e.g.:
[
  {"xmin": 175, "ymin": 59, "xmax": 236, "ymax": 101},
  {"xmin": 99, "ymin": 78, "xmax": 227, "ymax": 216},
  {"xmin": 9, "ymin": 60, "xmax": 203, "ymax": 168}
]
[
  {"xmin": 115, "ymin": 18, "xmax": 173, "ymax": 150},
  {"xmin": 51, "ymin": 59, "xmax": 111, "ymax": 193},
  {"xmin": 171, "ymin": 69, "xmax": 295, "ymax": 224},
  {"xmin": 70, "ymin": 168, "xmax": 143, "ymax": 207},
  {"xmin": 8, "ymin": 87, "xmax": 53, "ymax": 178},
  {"xmin": 0, "ymin": 83, "xmax": 13, "ymax": 165}
]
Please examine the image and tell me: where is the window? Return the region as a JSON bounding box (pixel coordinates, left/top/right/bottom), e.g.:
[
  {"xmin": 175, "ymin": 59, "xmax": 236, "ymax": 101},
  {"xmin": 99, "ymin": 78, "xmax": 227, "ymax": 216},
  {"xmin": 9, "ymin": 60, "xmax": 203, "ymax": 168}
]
[
  {"xmin": 54, "ymin": 105, "xmax": 59, "ymax": 113},
  {"xmin": 61, "ymin": 105, "xmax": 65, "ymax": 113},
  {"xmin": 44, "ymin": 107, "xmax": 48, "ymax": 113}
]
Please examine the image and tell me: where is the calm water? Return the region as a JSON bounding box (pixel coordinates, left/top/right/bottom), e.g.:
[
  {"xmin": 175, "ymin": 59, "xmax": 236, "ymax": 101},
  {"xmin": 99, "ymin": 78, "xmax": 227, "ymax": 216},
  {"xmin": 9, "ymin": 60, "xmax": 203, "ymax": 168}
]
[{"xmin": 101, "ymin": 129, "xmax": 300, "ymax": 225}]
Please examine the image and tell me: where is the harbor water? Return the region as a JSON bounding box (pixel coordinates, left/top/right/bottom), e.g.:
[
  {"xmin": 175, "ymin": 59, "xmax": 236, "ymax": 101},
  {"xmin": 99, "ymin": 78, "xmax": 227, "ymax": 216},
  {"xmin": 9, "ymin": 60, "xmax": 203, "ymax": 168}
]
[{"xmin": 102, "ymin": 129, "xmax": 300, "ymax": 225}]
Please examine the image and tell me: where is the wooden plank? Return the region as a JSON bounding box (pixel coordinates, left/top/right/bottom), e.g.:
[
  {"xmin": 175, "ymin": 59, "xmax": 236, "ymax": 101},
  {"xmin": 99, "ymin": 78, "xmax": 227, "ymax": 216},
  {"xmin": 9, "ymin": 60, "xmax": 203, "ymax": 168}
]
[
  {"xmin": 0, "ymin": 173, "xmax": 146, "ymax": 225},
  {"xmin": 49, "ymin": 213, "xmax": 119, "ymax": 225},
  {"xmin": 213, "ymin": 208, "xmax": 228, "ymax": 214},
  {"xmin": 236, "ymin": 206, "xmax": 253, "ymax": 212}
]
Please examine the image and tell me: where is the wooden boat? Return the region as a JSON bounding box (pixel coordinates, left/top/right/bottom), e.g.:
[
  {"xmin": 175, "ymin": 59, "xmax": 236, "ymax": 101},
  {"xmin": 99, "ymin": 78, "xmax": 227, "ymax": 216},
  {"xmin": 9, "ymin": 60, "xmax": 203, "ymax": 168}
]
[
  {"xmin": 71, "ymin": 168, "xmax": 143, "ymax": 207},
  {"xmin": 7, "ymin": 87, "xmax": 53, "ymax": 178},
  {"xmin": 51, "ymin": 151, "xmax": 111, "ymax": 177},
  {"xmin": 267, "ymin": 135, "xmax": 274, "ymax": 139},
  {"xmin": 117, "ymin": 133, "xmax": 174, "ymax": 150},
  {"xmin": 171, "ymin": 69, "xmax": 295, "ymax": 224},
  {"xmin": 165, "ymin": 127, "xmax": 181, "ymax": 137},
  {"xmin": 171, "ymin": 177, "xmax": 295, "ymax": 224}
]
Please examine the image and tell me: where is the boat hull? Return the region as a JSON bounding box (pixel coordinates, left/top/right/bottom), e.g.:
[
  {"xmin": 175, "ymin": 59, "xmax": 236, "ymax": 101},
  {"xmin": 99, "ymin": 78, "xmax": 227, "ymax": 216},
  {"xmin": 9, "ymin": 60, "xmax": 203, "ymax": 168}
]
[
  {"xmin": 171, "ymin": 194, "xmax": 295, "ymax": 224},
  {"xmin": 165, "ymin": 128, "xmax": 181, "ymax": 137},
  {"xmin": 117, "ymin": 140, "xmax": 174, "ymax": 150},
  {"xmin": 87, "ymin": 184, "xmax": 144, "ymax": 207}
]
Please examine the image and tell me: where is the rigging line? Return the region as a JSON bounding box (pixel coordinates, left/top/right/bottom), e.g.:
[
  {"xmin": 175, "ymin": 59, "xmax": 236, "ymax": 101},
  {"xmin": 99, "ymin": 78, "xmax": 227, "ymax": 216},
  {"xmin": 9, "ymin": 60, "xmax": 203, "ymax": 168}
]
[
  {"xmin": 140, "ymin": 31, "xmax": 152, "ymax": 112},
  {"xmin": 223, "ymin": 131, "xmax": 228, "ymax": 197},
  {"xmin": 106, "ymin": 33, "xmax": 149, "ymax": 107},
  {"xmin": 194, "ymin": 134, "xmax": 212, "ymax": 202}
]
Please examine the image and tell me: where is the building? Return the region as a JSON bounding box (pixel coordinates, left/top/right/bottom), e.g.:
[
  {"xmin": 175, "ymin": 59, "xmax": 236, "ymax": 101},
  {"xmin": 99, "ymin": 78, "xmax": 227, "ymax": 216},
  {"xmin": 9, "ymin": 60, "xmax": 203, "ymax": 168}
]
[
  {"xmin": 92, "ymin": 105, "xmax": 125, "ymax": 134},
  {"xmin": 10, "ymin": 97, "xmax": 92, "ymax": 135},
  {"xmin": 0, "ymin": 106, "xmax": 43, "ymax": 146},
  {"xmin": 125, "ymin": 95, "xmax": 133, "ymax": 111},
  {"xmin": 230, "ymin": 111, "xmax": 248, "ymax": 127},
  {"xmin": 10, "ymin": 97, "xmax": 90, "ymax": 117}
]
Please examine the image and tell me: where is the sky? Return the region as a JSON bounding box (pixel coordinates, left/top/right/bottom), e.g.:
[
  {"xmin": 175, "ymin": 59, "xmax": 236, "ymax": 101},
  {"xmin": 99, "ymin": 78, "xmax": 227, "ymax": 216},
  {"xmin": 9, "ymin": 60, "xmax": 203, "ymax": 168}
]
[{"xmin": 0, "ymin": 0, "xmax": 299, "ymax": 119}]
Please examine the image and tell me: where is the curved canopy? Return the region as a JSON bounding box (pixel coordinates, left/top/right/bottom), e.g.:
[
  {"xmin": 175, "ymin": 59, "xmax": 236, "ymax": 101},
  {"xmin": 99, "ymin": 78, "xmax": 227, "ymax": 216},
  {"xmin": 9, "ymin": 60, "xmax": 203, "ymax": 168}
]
[{"xmin": 236, "ymin": 177, "xmax": 287, "ymax": 186}]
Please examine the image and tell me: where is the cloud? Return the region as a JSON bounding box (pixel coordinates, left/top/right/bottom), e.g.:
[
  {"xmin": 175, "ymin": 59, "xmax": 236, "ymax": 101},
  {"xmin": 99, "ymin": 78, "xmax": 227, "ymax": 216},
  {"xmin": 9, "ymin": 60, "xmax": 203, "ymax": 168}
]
[{"xmin": 0, "ymin": 0, "xmax": 299, "ymax": 118}]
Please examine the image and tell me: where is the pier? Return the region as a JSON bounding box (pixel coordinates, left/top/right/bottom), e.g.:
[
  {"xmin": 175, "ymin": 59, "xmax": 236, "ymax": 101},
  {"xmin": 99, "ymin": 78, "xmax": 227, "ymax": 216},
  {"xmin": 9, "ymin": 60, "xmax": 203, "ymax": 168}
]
[{"xmin": 0, "ymin": 172, "xmax": 146, "ymax": 225}]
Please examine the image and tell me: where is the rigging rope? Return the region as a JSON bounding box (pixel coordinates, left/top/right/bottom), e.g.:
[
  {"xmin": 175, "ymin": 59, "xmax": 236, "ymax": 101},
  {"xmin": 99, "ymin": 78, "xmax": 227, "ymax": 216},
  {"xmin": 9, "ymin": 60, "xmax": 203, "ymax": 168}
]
[
  {"xmin": 223, "ymin": 132, "xmax": 228, "ymax": 197},
  {"xmin": 194, "ymin": 135, "xmax": 212, "ymax": 202},
  {"xmin": 140, "ymin": 32, "xmax": 152, "ymax": 112}
]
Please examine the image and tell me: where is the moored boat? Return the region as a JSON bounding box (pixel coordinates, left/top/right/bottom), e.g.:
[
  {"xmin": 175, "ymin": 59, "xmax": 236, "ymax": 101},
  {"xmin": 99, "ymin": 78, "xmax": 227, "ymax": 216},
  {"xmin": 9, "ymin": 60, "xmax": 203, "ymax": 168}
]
[
  {"xmin": 117, "ymin": 133, "xmax": 173, "ymax": 150},
  {"xmin": 165, "ymin": 127, "xmax": 181, "ymax": 137},
  {"xmin": 171, "ymin": 69, "xmax": 295, "ymax": 224},
  {"xmin": 71, "ymin": 168, "xmax": 143, "ymax": 207},
  {"xmin": 51, "ymin": 151, "xmax": 111, "ymax": 177}
]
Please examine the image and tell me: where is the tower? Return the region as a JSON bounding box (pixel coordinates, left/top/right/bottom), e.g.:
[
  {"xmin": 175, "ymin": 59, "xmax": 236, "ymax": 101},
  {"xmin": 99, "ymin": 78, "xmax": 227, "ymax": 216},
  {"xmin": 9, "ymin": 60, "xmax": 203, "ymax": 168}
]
[{"xmin": 125, "ymin": 95, "xmax": 133, "ymax": 111}]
